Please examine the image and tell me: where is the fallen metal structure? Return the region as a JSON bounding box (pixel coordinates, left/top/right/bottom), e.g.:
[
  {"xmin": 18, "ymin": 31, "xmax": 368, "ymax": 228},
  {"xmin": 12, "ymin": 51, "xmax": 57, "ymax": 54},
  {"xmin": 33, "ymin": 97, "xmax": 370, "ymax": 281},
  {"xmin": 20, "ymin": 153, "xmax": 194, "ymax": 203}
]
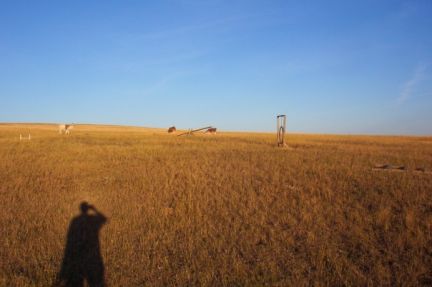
[{"xmin": 177, "ymin": 126, "xmax": 213, "ymax": 137}]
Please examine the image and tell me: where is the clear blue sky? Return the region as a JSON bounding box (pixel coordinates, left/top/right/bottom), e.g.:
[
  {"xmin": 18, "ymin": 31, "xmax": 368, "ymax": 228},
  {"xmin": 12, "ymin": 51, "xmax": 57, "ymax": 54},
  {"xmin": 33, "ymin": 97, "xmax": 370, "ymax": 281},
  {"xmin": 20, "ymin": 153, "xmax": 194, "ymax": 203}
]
[{"xmin": 1, "ymin": 1, "xmax": 431, "ymax": 134}]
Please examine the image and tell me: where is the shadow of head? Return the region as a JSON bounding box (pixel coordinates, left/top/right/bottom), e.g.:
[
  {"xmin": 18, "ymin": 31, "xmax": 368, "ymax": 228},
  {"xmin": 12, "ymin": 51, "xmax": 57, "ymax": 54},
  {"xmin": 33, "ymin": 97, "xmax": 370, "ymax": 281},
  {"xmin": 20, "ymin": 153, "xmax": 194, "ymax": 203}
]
[{"xmin": 80, "ymin": 201, "xmax": 91, "ymax": 214}]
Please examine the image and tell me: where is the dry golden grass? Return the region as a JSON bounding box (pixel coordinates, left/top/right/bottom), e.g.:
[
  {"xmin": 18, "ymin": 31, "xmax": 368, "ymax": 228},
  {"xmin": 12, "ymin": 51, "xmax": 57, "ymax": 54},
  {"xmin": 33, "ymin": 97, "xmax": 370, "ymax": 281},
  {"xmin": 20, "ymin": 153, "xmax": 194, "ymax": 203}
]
[{"xmin": 0, "ymin": 123, "xmax": 431, "ymax": 286}]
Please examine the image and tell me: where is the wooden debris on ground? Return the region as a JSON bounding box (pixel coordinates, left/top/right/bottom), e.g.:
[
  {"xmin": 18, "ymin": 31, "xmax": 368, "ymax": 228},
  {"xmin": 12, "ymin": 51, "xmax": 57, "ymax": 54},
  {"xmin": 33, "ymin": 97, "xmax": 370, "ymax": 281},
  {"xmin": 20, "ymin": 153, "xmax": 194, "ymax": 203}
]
[
  {"xmin": 373, "ymin": 164, "xmax": 432, "ymax": 174},
  {"xmin": 373, "ymin": 164, "xmax": 406, "ymax": 171}
]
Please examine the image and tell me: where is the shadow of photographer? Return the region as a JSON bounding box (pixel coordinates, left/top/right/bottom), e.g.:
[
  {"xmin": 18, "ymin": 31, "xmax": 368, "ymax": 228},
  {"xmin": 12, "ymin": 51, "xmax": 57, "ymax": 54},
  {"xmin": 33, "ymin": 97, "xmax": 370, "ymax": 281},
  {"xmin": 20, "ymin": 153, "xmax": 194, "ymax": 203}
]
[{"xmin": 55, "ymin": 202, "xmax": 107, "ymax": 287}]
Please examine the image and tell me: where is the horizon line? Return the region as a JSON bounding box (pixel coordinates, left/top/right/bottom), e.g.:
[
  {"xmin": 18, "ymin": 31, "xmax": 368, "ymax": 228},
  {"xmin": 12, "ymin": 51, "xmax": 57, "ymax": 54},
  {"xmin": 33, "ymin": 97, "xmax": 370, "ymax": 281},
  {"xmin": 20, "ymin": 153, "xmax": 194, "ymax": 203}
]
[{"xmin": 1, "ymin": 122, "xmax": 431, "ymax": 138}]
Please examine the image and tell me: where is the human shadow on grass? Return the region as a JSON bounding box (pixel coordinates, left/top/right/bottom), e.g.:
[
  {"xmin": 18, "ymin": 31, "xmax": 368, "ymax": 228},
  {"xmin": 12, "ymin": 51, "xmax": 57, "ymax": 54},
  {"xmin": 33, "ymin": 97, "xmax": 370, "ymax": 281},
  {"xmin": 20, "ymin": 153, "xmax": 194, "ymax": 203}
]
[{"xmin": 54, "ymin": 202, "xmax": 107, "ymax": 287}]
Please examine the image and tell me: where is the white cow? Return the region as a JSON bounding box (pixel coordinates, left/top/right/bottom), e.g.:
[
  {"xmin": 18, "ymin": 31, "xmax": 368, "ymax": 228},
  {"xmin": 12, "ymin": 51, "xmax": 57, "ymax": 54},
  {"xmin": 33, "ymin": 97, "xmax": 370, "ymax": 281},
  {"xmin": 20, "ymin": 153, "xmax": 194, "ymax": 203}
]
[{"xmin": 59, "ymin": 124, "xmax": 74, "ymax": 135}]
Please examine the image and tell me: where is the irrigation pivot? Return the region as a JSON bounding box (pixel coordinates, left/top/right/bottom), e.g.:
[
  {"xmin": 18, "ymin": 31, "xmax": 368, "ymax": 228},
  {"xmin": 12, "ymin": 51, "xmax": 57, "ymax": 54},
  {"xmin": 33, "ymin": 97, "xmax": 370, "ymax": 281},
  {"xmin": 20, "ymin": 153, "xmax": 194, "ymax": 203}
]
[{"xmin": 277, "ymin": 115, "xmax": 286, "ymax": 147}]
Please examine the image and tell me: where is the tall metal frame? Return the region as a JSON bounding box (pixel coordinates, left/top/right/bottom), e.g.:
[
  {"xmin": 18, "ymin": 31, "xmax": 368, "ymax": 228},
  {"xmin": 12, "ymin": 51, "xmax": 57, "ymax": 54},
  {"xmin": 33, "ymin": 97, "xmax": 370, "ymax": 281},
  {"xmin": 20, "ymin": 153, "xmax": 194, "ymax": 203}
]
[{"xmin": 277, "ymin": 115, "xmax": 286, "ymax": 147}]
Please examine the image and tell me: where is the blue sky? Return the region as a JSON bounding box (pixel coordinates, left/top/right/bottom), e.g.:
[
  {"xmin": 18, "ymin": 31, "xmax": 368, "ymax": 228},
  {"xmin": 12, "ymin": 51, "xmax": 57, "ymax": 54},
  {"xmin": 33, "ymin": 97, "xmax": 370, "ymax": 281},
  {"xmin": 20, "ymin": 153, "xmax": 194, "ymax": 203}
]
[{"xmin": 1, "ymin": 1, "xmax": 431, "ymax": 134}]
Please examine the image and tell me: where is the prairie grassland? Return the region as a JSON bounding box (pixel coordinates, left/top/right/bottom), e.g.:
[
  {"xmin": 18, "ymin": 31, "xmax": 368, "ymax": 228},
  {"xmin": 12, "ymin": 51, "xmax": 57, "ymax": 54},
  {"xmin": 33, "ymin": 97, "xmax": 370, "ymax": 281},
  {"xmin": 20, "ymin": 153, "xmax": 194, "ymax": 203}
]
[{"xmin": 0, "ymin": 124, "xmax": 431, "ymax": 286}]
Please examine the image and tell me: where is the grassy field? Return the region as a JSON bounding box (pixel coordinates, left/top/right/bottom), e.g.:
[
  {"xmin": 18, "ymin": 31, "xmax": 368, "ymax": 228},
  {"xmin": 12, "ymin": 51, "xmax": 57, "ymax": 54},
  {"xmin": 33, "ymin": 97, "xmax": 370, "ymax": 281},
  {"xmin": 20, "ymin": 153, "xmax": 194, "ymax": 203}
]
[{"xmin": 0, "ymin": 123, "xmax": 431, "ymax": 286}]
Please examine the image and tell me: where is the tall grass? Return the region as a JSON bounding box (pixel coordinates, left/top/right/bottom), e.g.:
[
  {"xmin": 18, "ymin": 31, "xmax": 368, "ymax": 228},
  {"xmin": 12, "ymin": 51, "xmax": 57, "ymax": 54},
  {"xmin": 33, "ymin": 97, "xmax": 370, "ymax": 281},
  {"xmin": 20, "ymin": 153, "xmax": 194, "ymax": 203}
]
[{"xmin": 0, "ymin": 124, "xmax": 431, "ymax": 286}]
